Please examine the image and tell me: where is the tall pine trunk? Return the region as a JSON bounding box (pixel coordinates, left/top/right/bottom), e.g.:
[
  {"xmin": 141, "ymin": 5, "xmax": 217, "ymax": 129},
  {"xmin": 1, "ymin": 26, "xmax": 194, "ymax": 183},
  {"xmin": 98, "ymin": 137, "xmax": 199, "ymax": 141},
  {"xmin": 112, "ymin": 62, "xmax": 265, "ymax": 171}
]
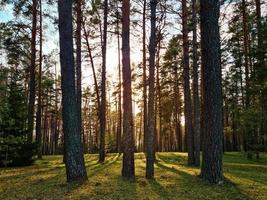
[
  {"xmin": 36, "ymin": 0, "xmax": 43, "ymax": 158},
  {"xmin": 99, "ymin": 0, "xmax": 108, "ymax": 163},
  {"xmin": 192, "ymin": 0, "xmax": 200, "ymax": 166},
  {"xmin": 142, "ymin": 0, "xmax": 148, "ymax": 153},
  {"xmin": 116, "ymin": 9, "xmax": 122, "ymax": 153},
  {"xmin": 200, "ymin": 0, "xmax": 223, "ymax": 184},
  {"xmin": 58, "ymin": 0, "xmax": 87, "ymax": 182},
  {"xmin": 121, "ymin": 0, "xmax": 135, "ymax": 178},
  {"xmin": 27, "ymin": 0, "xmax": 37, "ymax": 142},
  {"xmin": 146, "ymin": 0, "xmax": 157, "ymax": 179},
  {"xmin": 182, "ymin": 0, "xmax": 194, "ymax": 165},
  {"xmin": 75, "ymin": 0, "xmax": 82, "ymax": 146}
]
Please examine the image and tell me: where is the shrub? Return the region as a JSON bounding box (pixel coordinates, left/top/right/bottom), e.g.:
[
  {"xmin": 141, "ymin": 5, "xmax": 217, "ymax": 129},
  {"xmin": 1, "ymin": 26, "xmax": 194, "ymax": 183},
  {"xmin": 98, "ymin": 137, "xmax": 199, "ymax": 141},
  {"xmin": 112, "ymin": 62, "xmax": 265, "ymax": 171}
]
[{"xmin": 0, "ymin": 135, "xmax": 37, "ymax": 167}]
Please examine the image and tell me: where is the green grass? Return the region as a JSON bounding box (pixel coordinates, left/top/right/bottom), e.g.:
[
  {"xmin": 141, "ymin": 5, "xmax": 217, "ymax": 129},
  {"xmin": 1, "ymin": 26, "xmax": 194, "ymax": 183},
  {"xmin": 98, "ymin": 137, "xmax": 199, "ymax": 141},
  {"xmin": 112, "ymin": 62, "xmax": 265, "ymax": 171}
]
[{"xmin": 0, "ymin": 152, "xmax": 266, "ymax": 200}]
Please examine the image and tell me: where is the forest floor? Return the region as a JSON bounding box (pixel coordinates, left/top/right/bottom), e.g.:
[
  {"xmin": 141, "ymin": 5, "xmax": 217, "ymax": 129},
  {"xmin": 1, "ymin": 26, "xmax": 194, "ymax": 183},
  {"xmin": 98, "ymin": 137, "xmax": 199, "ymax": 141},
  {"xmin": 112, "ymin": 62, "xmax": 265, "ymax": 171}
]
[{"xmin": 0, "ymin": 152, "xmax": 266, "ymax": 200}]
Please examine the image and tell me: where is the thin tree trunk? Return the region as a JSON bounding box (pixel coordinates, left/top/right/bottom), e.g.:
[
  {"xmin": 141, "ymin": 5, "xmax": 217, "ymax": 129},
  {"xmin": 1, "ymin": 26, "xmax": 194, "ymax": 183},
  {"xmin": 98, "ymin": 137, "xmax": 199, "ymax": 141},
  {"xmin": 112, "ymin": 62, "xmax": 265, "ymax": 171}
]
[
  {"xmin": 116, "ymin": 6, "xmax": 122, "ymax": 153},
  {"xmin": 27, "ymin": 0, "xmax": 37, "ymax": 142},
  {"xmin": 36, "ymin": 0, "xmax": 43, "ymax": 159},
  {"xmin": 99, "ymin": 0, "xmax": 108, "ymax": 163},
  {"xmin": 174, "ymin": 65, "xmax": 182, "ymax": 152},
  {"xmin": 142, "ymin": 0, "xmax": 148, "ymax": 153},
  {"xmin": 241, "ymin": 0, "xmax": 250, "ymax": 107},
  {"xmin": 200, "ymin": 0, "xmax": 223, "ymax": 184},
  {"xmin": 182, "ymin": 0, "xmax": 194, "ymax": 165},
  {"xmin": 192, "ymin": 0, "xmax": 200, "ymax": 166},
  {"xmin": 82, "ymin": 20, "xmax": 101, "ymax": 110}
]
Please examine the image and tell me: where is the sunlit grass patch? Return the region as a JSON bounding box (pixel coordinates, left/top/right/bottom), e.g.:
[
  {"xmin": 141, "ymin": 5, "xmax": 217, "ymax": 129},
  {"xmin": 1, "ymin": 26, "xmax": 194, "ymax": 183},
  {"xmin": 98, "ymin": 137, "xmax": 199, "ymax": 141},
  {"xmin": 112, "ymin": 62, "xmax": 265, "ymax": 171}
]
[{"xmin": 0, "ymin": 152, "xmax": 266, "ymax": 200}]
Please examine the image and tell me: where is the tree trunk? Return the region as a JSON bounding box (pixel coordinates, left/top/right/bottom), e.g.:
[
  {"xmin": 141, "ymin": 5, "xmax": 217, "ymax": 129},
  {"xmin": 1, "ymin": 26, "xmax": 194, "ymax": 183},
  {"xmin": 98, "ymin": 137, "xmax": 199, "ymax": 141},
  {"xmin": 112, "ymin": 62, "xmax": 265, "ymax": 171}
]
[
  {"xmin": 99, "ymin": 0, "xmax": 108, "ymax": 163},
  {"xmin": 142, "ymin": 0, "xmax": 148, "ymax": 153},
  {"xmin": 192, "ymin": 0, "xmax": 200, "ymax": 166},
  {"xmin": 200, "ymin": 0, "xmax": 223, "ymax": 184},
  {"xmin": 75, "ymin": 0, "xmax": 82, "ymax": 145},
  {"xmin": 27, "ymin": 0, "xmax": 37, "ymax": 142},
  {"xmin": 241, "ymin": 0, "xmax": 250, "ymax": 108},
  {"xmin": 146, "ymin": 0, "xmax": 157, "ymax": 179},
  {"xmin": 58, "ymin": 0, "xmax": 87, "ymax": 182},
  {"xmin": 182, "ymin": 0, "xmax": 194, "ymax": 165},
  {"xmin": 174, "ymin": 65, "xmax": 182, "ymax": 152},
  {"xmin": 121, "ymin": 0, "xmax": 135, "ymax": 178},
  {"xmin": 36, "ymin": 0, "xmax": 43, "ymax": 159},
  {"xmin": 116, "ymin": 5, "xmax": 122, "ymax": 153}
]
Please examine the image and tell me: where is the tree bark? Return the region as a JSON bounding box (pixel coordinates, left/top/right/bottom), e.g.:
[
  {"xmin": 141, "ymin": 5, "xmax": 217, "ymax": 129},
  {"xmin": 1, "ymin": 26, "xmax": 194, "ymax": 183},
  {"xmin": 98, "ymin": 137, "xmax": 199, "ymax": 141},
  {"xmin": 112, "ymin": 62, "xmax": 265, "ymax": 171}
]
[
  {"xmin": 27, "ymin": 0, "xmax": 37, "ymax": 142},
  {"xmin": 192, "ymin": 0, "xmax": 200, "ymax": 166},
  {"xmin": 142, "ymin": 0, "xmax": 148, "ymax": 154},
  {"xmin": 75, "ymin": 0, "xmax": 82, "ymax": 146},
  {"xmin": 241, "ymin": 0, "xmax": 250, "ymax": 108},
  {"xmin": 117, "ymin": 13, "xmax": 122, "ymax": 154},
  {"xmin": 36, "ymin": 0, "xmax": 43, "ymax": 158},
  {"xmin": 99, "ymin": 0, "xmax": 108, "ymax": 163},
  {"xmin": 182, "ymin": 0, "xmax": 194, "ymax": 165},
  {"xmin": 146, "ymin": 0, "xmax": 157, "ymax": 179},
  {"xmin": 200, "ymin": 0, "xmax": 223, "ymax": 184},
  {"xmin": 58, "ymin": 0, "xmax": 87, "ymax": 182},
  {"xmin": 121, "ymin": 0, "xmax": 135, "ymax": 178}
]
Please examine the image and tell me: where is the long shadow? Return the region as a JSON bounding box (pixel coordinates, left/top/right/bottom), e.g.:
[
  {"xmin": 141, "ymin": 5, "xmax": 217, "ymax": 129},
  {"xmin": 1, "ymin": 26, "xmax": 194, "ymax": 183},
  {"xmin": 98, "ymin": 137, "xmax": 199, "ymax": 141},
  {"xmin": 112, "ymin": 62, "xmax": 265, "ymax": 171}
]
[
  {"xmin": 147, "ymin": 178, "xmax": 172, "ymax": 200},
  {"xmin": 155, "ymin": 158, "xmax": 252, "ymax": 200},
  {"xmin": 87, "ymin": 154, "xmax": 121, "ymax": 178}
]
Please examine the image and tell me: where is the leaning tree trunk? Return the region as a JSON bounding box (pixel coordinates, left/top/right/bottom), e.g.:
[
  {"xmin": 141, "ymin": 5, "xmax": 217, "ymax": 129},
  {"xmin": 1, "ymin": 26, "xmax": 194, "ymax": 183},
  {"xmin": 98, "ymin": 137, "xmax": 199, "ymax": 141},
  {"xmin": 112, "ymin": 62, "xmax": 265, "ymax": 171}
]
[
  {"xmin": 27, "ymin": 0, "xmax": 37, "ymax": 142},
  {"xmin": 146, "ymin": 0, "xmax": 157, "ymax": 179},
  {"xmin": 200, "ymin": 0, "xmax": 223, "ymax": 184},
  {"xmin": 99, "ymin": 0, "xmax": 108, "ymax": 163},
  {"xmin": 121, "ymin": 0, "xmax": 135, "ymax": 179},
  {"xmin": 58, "ymin": 0, "xmax": 87, "ymax": 183},
  {"xmin": 182, "ymin": 0, "xmax": 194, "ymax": 165}
]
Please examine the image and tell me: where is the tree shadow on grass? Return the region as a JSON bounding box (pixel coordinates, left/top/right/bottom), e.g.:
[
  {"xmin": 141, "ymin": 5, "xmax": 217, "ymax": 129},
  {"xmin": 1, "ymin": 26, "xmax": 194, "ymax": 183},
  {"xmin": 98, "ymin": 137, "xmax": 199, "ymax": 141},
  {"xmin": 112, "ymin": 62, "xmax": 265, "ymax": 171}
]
[
  {"xmin": 155, "ymin": 159, "xmax": 252, "ymax": 200},
  {"xmin": 87, "ymin": 153, "xmax": 121, "ymax": 178},
  {"xmin": 147, "ymin": 178, "xmax": 173, "ymax": 200}
]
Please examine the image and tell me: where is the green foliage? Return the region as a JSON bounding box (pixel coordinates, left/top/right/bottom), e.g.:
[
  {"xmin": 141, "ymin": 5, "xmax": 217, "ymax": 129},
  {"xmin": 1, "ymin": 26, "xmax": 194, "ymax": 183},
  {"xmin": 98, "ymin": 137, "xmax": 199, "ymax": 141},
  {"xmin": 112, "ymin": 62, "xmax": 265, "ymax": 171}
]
[{"xmin": 0, "ymin": 135, "xmax": 37, "ymax": 167}]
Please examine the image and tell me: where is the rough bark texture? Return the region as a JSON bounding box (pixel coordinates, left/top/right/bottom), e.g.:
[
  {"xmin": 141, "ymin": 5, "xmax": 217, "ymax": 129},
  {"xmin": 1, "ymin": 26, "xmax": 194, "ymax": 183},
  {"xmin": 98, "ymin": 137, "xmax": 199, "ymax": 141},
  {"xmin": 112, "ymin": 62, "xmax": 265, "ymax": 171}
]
[
  {"xmin": 241, "ymin": 0, "xmax": 250, "ymax": 108},
  {"xmin": 36, "ymin": 0, "xmax": 43, "ymax": 158},
  {"xmin": 58, "ymin": 0, "xmax": 87, "ymax": 182},
  {"xmin": 121, "ymin": 0, "xmax": 135, "ymax": 178},
  {"xmin": 142, "ymin": 0, "xmax": 148, "ymax": 153},
  {"xmin": 192, "ymin": 0, "xmax": 200, "ymax": 166},
  {"xmin": 99, "ymin": 0, "xmax": 108, "ymax": 163},
  {"xmin": 75, "ymin": 0, "xmax": 82, "ymax": 144},
  {"xmin": 116, "ymin": 9, "xmax": 122, "ymax": 153},
  {"xmin": 200, "ymin": 0, "xmax": 223, "ymax": 184},
  {"xmin": 27, "ymin": 0, "xmax": 37, "ymax": 142},
  {"xmin": 182, "ymin": 0, "xmax": 194, "ymax": 165},
  {"xmin": 146, "ymin": 0, "xmax": 157, "ymax": 179}
]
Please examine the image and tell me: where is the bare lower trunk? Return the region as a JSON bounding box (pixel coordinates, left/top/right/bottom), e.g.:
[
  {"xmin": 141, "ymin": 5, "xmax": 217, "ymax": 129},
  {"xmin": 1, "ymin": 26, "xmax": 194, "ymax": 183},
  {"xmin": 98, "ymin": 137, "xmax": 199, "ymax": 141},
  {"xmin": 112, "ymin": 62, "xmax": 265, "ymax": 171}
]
[
  {"xmin": 121, "ymin": 0, "xmax": 135, "ymax": 178},
  {"xmin": 200, "ymin": 0, "xmax": 223, "ymax": 184}
]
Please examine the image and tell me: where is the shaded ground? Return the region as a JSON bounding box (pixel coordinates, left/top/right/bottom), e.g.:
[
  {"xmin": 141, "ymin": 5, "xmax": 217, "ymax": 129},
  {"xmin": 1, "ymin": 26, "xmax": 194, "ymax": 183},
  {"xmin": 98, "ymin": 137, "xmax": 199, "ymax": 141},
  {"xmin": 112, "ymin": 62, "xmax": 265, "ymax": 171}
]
[{"xmin": 0, "ymin": 152, "xmax": 266, "ymax": 200}]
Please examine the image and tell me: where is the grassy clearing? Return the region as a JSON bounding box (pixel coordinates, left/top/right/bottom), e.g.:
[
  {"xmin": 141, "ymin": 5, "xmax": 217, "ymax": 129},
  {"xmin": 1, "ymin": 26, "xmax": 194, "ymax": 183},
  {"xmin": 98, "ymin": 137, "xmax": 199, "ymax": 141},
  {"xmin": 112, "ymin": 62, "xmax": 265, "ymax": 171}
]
[{"xmin": 0, "ymin": 152, "xmax": 266, "ymax": 200}]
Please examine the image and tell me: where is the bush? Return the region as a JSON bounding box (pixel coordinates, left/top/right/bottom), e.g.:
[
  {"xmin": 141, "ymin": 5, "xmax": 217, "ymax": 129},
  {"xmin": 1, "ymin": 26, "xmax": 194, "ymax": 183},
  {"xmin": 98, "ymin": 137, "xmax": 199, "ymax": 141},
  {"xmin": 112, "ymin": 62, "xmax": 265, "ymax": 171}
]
[{"xmin": 0, "ymin": 135, "xmax": 37, "ymax": 167}]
